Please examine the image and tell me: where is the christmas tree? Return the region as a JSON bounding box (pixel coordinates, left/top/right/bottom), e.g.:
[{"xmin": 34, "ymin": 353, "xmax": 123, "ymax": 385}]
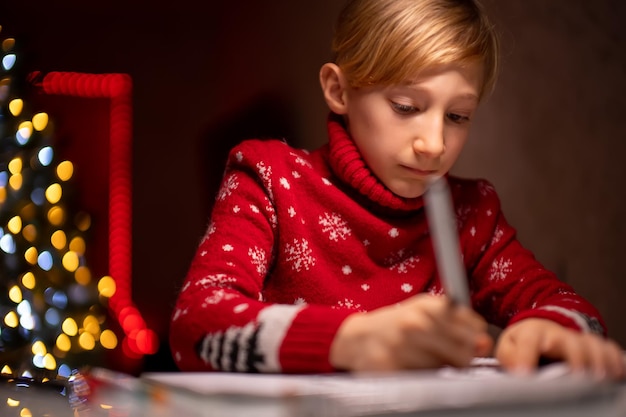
[{"xmin": 0, "ymin": 26, "xmax": 117, "ymax": 380}]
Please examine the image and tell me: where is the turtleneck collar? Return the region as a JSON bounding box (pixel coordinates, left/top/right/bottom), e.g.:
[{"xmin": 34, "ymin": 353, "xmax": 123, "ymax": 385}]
[{"xmin": 325, "ymin": 112, "xmax": 425, "ymax": 212}]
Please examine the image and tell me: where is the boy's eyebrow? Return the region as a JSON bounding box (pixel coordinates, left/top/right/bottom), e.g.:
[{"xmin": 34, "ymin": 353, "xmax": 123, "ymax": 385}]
[{"xmin": 396, "ymin": 84, "xmax": 480, "ymax": 103}]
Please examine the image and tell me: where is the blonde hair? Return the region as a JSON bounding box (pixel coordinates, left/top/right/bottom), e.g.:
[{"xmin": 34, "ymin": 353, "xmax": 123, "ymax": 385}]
[{"xmin": 331, "ymin": 0, "xmax": 499, "ymax": 98}]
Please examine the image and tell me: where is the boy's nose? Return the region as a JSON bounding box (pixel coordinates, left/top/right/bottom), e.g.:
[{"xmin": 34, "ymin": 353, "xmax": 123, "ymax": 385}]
[{"xmin": 412, "ymin": 119, "xmax": 445, "ymax": 158}]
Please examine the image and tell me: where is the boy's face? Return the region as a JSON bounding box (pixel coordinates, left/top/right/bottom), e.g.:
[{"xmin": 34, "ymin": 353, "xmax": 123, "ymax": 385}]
[{"xmin": 343, "ymin": 63, "xmax": 482, "ymax": 199}]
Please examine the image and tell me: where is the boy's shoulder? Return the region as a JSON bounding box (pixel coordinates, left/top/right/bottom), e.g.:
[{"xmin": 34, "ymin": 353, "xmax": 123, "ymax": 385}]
[
  {"xmin": 229, "ymin": 138, "xmax": 308, "ymax": 158},
  {"xmin": 447, "ymin": 175, "xmax": 501, "ymax": 206}
]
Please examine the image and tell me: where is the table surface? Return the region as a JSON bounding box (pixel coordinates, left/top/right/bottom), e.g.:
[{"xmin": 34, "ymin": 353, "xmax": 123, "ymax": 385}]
[{"xmin": 1, "ymin": 366, "xmax": 626, "ymax": 417}]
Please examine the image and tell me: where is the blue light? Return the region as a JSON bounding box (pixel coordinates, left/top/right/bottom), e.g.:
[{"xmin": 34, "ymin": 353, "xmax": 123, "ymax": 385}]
[
  {"xmin": 38, "ymin": 146, "xmax": 54, "ymax": 166},
  {"xmin": 31, "ymin": 188, "xmax": 46, "ymax": 205},
  {"xmin": 2, "ymin": 54, "xmax": 16, "ymax": 71},
  {"xmin": 0, "ymin": 171, "xmax": 7, "ymax": 186},
  {"xmin": 45, "ymin": 308, "xmax": 61, "ymax": 326},
  {"xmin": 38, "ymin": 251, "xmax": 53, "ymax": 271},
  {"xmin": 0, "ymin": 234, "xmax": 16, "ymax": 254},
  {"xmin": 52, "ymin": 291, "xmax": 68, "ymax": 309}
]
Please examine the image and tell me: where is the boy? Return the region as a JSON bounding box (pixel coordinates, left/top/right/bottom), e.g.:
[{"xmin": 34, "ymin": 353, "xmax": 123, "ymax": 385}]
[{"xmin": 170, "ymin": 0, "xmax": 624, "ymax": 378}]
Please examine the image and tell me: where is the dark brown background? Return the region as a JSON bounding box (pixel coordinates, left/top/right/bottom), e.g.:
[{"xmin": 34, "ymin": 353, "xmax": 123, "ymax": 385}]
[{"xmin": 1, "ymin": 0, "xmax": 625, "ymax": 372}]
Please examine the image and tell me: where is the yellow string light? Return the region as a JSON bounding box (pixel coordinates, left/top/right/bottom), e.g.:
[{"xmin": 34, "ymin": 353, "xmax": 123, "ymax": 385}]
[
  {"xmin": 32, "ymin": 112, "xmax": 48, "ymax": 131},
  {"xmin": 8, "ymin": 98, "xmax": 22, "ymax": 116}
]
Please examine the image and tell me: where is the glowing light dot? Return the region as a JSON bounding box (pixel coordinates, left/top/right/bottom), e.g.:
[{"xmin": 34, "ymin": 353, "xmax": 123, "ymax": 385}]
[
  {"xmin": 2, "ymin": 38, "xmax": 16, "ymax": 52},
  {"xmin": 62, "ymin": 318, "xmax": 78, "ymax": 336},
  {"xmin": 37, "ymin": 251, "xmax": 53, "ymax": 271},
  {"xmin": 32, "ymin": 112, "xmax": 49, "ymax": 131},
  {"xmin": 7, "ymin": 398, "xmax": 19, "ymax": 407},
  {"xmin": 21, "ymin": 272, "xmax": 36, "ymax": 289},
  {"xmin": 100, "ymin": 330, "xmax": 118, "ymax": 349},
  {"xmin": 4, "ymin": 311, "xmax": 18, "ymax": 328},
  {"xmin": 56, "ymin": 161, "xmax": 73, "ymax": 181},
  {"xmin": 56, "ymin": 333, "xmax": 71, "ymax": 352},
  {"xmin": 45, "ymin": 183, "xmax": 62, "ymax": 204},
  {"xmin": 22, "ymin": 224, "xmax": 37, "ymax": 242},
  {"xmin": 0, "ymin": 234, "xmax": 16, "ymax": 254},
  {"xmin": 0, "ymin": 187, "xmax": 5, "ymax": 203},
  {"xmin": 8, "ymin": 285, "xmax": 22, "ymax": 303},
  {"xmin": 75, "ymin": 212, "xmax": 91, "ymax": 231},
  {"xmin": 43, "ymin": 353, "xmax": 56, "ymax": 370},
  {"xmin": 38, "ymin": 147, "xmax": 53, "ymax": 166},
  {"xmin": 74, "ymin": 266, "xmax": 91, "ymax": 285},
  {"xmin": 62, "ymin": 251, "xmax": 80, "ymax": 272},
  {"xmin": 83, "ymin": 315, "xmax": 100, "ymax": 335},
  {"xmin": 7, "ymin": 216, "xmax": 22, "ymax": 234},
  {"xmin": 1, "ymin": 365, "xmax": 12, "ymax": 375},
  {"xmin": 16, "ymin": 122, "xmax": 33, "ymax": 145},
  {"xmin": 98, "ymin": 276, "xmax": 116, "ymax": 298},
  {"xmin": 8, "ymin": 98, "xmax": 22, "ymax": 116},
  {"xmin": 8, "ymin": 158, "xmax": 22, "ymax": 174},
  {"xmin": 24, "ymin": 247, "xmax": 38, "ymax": 264},
  {"xmin": 79, "ymin": 332, "xmax": 96, "ymax": 350},
  {"xmin": 8, "ymin": 173, "xmax": 22, "ymax": 190},
  {"xmin": 31, "ymin": 341, "xmax": 47, "ymax": 356},
  {"xmin": 2, "ymin": 53, "xmax": 16, "ymax": 70},
  {"xmin": 20, "ymin": 407, "xmax": 33, "ymax": 417},
  {"xmin": 51, "ymin": 230, "xmax": 66, "ymax": 249},
  {"xmin": 47, "ymin": 206, "xmax": 65, "ymax": 226},
  {"xmin": 69, "ymin": 237, "xmax": 85, "ymax": 254}
]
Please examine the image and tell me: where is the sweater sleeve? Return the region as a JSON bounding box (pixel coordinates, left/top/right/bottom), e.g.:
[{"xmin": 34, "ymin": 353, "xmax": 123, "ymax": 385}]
[
  {"xmin": 463, "ymin": 180, "xmax": 606, "ymax": 336},
  {"xmin": 169, "ymin": 142, "xmax": 354, "ymax": 373}
]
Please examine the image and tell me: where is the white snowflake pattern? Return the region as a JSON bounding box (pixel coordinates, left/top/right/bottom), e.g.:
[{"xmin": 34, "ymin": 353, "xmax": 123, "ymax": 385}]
[
  {"xmin": 319, "ymin": 212, "xmax": 352, "ymax": 242},
  {"xmin": 265, "ymin": 202, "xmax": 277, "ymax": 229},
  {"xmin": 361, "ymin": 284, "xmax": 370, "ymax": 291},
  {"xmin": 292, "ymin": 154, "xmax": 312, "ymax": 168},
  {"xmin": 279, "ymin": 177, "xmax": 290, "ymax": 189},
  {"xmin": 478, "ymin": 180, "xmax": 495, "ymax": 196},
  {"xmin": 248, "ymin": 246, "xmax": 267, "ymax": 276},
  {"xmin": 217, "ymin": 174, "xmax": 239, "ymax": 201},
  {"xmin": 196, "ymin": 274, "xmax": 237, "ymax": 288},
  {"xmin": 235, "ymin": 151, "xmax": 244, "ymax": 162},
  {"xmin": 202, "ymin": 289, "xmax": 237, "ymax": 306},
  {"xmin": 386, "ymin": 249, "xmax": 420, "ymax": 274},
  {"xmin": 171, "ymin": 307, "xmax": 188, "ymax": 321},
  {"xmin": 401, "ymin": 283, "xmax": 414, "ymax": 293},
  {"xmin": 363, "ymin": 240, "xmax": 370, "ymax": 246},
  {"xmin": 288, "ymin": 207, "xmax": 296, "ymax": 217},
  {"xmin": 491, "ymin": 227, "xmax": 504, "ymax": 245},
  {"xmin": 489, "ymin": 257, "xmax": 513, "ymax": 281},
  {"xmin": 342, "ymin": 265, "xmax": 352, "ymax": 275},
  {"xmin": 256, "ymin": 161, "xmax": 273, "ymax": 199},
  {"xmin": 250, "ymin": 204, "xmax": 260, "ymax": 213},
  {"xmin": 294, "ymin": 297, "xmax": 307, "ymax": 305},
  {"xmin": 486, "ymin": 209, "xmax": 493, "ymax": 217},
  {"xmin": 322, "ymin": 178, "xmax": 332, "ymax": 186},
  {"xmin": 222, "ymin": 244, "xmax": 234, "ymax": 252},
  {"xmin": 284, "ymin": 238, "xmax": 316, "ymax": 272},
  {"xmin": 292, "ymin": 171, "xmax": 301, "ymax": 179},
  {"xmin": 336, "ymin": 298, "xmax": 361, "ymax": 310},
  {"xmin": 456, "ymin": 205, "xmax": 473, "ymax": 228},
  {"xmin": 233, "ymin": 303, "xmax": 249, "ymax": 313},
  {"xmin": 233, "ymin": 205, "xmax": 240, "ymax": 213},
  {"xmin": 388, "ymin": 228, "xmax": 400, "ymax": 238},
  {"xmin": 200, "ymin": 222, "xmax": 216, "ymax": 244},
  {"xmin": 201, "ymin": 250, "xmax": 208, "ymax": 256},
  {"xmin": 428, "ymin": 287, "xmax": 444, "ymax": 296},
  {"xmin": 470, "ymin": 227, "xmax": 476, "ymax": 237}
]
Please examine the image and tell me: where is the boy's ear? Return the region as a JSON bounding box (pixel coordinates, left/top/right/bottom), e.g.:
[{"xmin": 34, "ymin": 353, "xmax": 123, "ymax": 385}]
[{"xmin": 319, "ymin": 63, "xmax": 349, "ymax": 115}]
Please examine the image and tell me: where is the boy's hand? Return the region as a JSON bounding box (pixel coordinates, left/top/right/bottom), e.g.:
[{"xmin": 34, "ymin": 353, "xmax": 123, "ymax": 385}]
[
  {"xmin": 329, "ymin": 294, "xmax": 493, "ymax": 371},
  {"xmin": 495, "ymin": 318, "xmax": 625, "ymax": 380}
]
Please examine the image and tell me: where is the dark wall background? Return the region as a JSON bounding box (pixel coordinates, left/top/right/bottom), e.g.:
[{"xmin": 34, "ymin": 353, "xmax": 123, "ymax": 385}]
[{"xmin": 1, "ymin": 0, "xmax": 625, "ymax": 372}]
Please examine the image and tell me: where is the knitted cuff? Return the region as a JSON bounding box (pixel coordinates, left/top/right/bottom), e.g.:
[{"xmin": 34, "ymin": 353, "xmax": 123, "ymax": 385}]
[{"xmin": 279, "ymin": 305, "xmax": 355, "ymax": 373}]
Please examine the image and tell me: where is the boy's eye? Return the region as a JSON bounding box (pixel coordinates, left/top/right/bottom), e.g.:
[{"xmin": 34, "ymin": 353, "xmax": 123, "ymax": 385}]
[
  {"xmin": 447, "ymin": 113, "xmax": 470, "ymax": 123},
  {"xmin": 391, "ymin": 102, "xmax": 418, "ymax": 115}
]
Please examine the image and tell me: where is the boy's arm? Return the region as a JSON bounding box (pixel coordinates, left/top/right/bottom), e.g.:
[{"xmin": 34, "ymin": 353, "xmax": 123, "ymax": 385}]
[{"xmin": 169, "ymin": 151, "xmax": 352, "ymax": 373}]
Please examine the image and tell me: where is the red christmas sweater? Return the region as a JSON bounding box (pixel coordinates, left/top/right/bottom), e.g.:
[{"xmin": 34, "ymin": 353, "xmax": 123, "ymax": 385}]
[{"xmin": 169, "ymin": 113, "xmax": 605, "ymax": 373}]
